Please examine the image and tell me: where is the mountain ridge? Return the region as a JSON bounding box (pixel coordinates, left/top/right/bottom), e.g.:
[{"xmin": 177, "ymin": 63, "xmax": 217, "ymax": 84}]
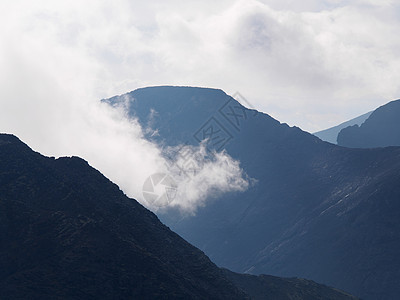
[
  {"xmin": 313, "ymin": 111, "xmax": 372, "ymax": 144},
  {"xmin": 105, "ymin": 86, "xmax": 400, "ymax": 299},
  {"xmin": 337, "ymin": 99, "xmax": 400, "ymax": 148}
]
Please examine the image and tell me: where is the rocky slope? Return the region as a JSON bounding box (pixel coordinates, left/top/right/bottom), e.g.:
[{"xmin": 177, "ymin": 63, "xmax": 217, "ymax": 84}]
[
  {"xmin": 0, "ymin": 133, "xmax": 245, "ymax": 299},
  {"xmin": 0, "ymin": 133, "xmax": 359, "ymax": 299},
  {"xmin": 337, "ymin": 99, "xmax": 400, "ymax": 148},
  {"xmin": 105, "ymin": 86, "xmax": 400, "ymax": 299}
]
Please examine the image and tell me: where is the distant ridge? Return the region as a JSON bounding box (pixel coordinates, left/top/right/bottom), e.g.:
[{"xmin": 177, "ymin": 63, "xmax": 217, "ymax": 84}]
[
  {"xmin": 337, "ymin": 99, "xmax": 400, "ymax": 148},
  {"xmin": 313, "ymin": 111, "xmax": 372, "ymax": 144}
]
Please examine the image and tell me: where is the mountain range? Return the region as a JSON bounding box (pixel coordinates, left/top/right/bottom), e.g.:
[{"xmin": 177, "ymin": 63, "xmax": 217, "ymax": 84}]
[
  {"xmin": 0, "ymin": 133, "xmax": 358, "ymax": 299},
  {"xmin": 105, "ymin": 86, "xmax": 400, "ymax": 299}
]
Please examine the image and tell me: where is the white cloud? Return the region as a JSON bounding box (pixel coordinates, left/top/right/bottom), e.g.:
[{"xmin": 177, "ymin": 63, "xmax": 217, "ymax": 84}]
[
  {"xmin": 158, "ymin": 144, "xmax": 250, "ymax": 214},
  {"xmin": 2, "ymin": 0, "xmax": 398, "ymax": 133},
  {"xmin": 0, "ymin": 0, "xmax": 249, "ymax": 214},
  {"xmin": 215, "ymin": 1, "xmax": 400, "ymax": 130}
]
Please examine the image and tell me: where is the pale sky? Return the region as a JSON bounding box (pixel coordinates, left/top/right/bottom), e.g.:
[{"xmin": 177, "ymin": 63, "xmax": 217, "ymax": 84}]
[
  {"xmin": 1, "ymin": 0, "xmax": 399, "ymax": 211},
  {"xmin": 1, "ymin": 0, "xmax": 399, "ymax": 132}
]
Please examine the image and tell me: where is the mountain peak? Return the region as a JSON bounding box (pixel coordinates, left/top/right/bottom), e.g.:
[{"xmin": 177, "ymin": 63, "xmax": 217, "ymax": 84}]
[
  {"xmin": 0, "ymin": 133, "xmax": 21, "ymax": 143},
  {"xmin": 103, "ymin": 87, "xmax": 400, "ymax": 299},
  {"xmin": 0, "ymin": 133, "xmax": 248, "ymax": 299},
  {"xmin": 131, "ymin": 85, "xmax": 226, "ymax": 94},
  {"xmin": 337, "ymin": 99, "xmax": 400, "ymax": 148}
]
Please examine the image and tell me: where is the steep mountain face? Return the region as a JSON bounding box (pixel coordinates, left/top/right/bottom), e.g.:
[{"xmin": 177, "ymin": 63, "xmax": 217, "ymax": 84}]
[
  {"xmin": 313, "ymin": 111, "xmax": 372, "ymax": 144},
  {"xmin": 337, "ymin": 99, "xmax": 400, "ymax": 148},
  {"xmin": 105, "ymin": 86, "xmax": 400, "ymax": 300},
  {"xmin": 0, "ymin": 134, "xmax": 245, "ymax": 299}
]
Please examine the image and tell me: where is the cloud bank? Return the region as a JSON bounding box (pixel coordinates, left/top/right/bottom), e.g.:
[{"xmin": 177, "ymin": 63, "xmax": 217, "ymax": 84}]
[
  {"xmin": 2, "ymin": 0, "xmax": 400, "ymax": 132},
  {"xmin": 0, "ymin": 0, "xmax": 251, "ymax": 213}
]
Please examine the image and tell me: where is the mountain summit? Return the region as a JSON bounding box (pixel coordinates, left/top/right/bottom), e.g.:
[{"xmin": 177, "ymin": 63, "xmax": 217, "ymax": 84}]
[{"xmin": 105, "ymin": 86, "xmax": 400, "ymax": 300}]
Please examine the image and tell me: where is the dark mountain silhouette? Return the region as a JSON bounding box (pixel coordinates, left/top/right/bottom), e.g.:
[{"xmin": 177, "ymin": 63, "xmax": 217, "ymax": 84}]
[
  {"xmin": 313, "ymin": 111, "xmax": 372, "ymax": 144},
  {"xmin": 0, "ymin": 133, "xmax": 358, "ymax": 299},
  {"xmin": 105, "ymin": 86, "xmax": 400, "ymax": 300},
  {"xmin": 0, "ymin": 133, "xmax": 245, "ymax": 299},
  {"xmin": 337, "ymin": 99, "xmax": 400, "ymax": 148}
]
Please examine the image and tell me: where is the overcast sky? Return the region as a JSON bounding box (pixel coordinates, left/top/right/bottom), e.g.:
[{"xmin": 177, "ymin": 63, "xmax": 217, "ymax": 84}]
[
  {"xmin": 1, "ymin": 0, "xmax": 399, "ymax": 132},
  {"xmin": 1, "ymin": 0, "xmax": 400, "ymax": 211}
]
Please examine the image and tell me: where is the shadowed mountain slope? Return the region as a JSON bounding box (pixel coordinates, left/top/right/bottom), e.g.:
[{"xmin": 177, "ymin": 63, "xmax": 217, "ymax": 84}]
[
  {"xmin": 0, "ymin": 133, "xmax": 359, "ymax": 299},
  {"xmin": 222, "ymin": 269, "xmax": 358, "ymax": 300},
  {"xmin": 105, "ymin": 86, "xmax": 400, "ymax": 299},
  {"xmin": 337, "ymin": 99, "xmax": 400, "ymax": 148},
  {"xmin": 0, "ymin": 133, "xmax": 245, "ymax": 299},
  {"xmin": 313, "ymin": 111, "xmax": 372, "ymax": 144}
]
